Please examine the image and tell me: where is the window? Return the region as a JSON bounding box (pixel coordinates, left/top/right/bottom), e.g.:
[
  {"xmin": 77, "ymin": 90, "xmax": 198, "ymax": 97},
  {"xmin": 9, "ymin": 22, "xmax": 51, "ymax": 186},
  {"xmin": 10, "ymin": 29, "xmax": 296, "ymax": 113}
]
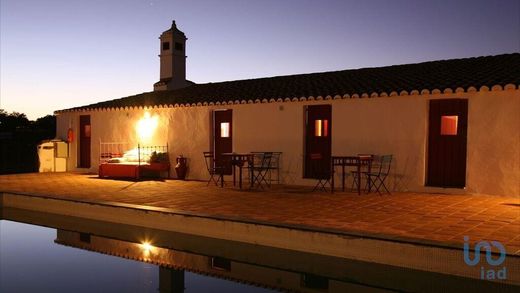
[
  {"xmin": 314, "ymin": 119, "xmax": 328, "ymax": 137},
  {"xmin": 162, "ymin": 42, "xmax": 170, "ymax": 50},
  {"xmin": 220, "ymin": 122, "xmax": 230, "ymax": 138},
  {"xmin": 301, "ymin": 273, "xmax": 329, "ymax": 290},
  {"xmin": 84, "ymin": 125, "xmax": 91, "ymax": 138},
  {"xmin": 79, "ymin": 233, "xmax": 91, "ymax": 244},
  {"xmin": 211, "ymin": 257, "xmax": 231, "ymax": 271},
  {"xmin": 441, "ymin": 115, "xmax": 458, "ymax": 135},
  {"xmin": 175, "ymin": 42, "xmax": 183, "ymax": 51}
]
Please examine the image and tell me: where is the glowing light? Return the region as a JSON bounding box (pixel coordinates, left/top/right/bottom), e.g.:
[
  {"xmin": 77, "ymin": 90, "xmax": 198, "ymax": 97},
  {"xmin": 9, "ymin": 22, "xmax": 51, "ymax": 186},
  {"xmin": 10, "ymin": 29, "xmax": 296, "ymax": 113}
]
[
  {"xmin": 140, "ymin": 241, "xmax": 154, "ymax": 255},
  {"xmin": 136, "ymin": 112, "xmax": 159, "ymax": 142},
  {"xmin": 122, "ymin": 147, "xmax": 154, "ymax": 163},
  {"xmin": 441, "ymin": 115, "xmax": 458, "ymax": 135},
  {"xmin": 315, "ymin": 120, "xmax": 322, "ymax": 137},
  {"xmin": 314, "ymin": 119, "xmax": 328, "ymax": 137},
  {"xmin": 220, "ymin": 122, "xmax": 230, "ymax": 138}
]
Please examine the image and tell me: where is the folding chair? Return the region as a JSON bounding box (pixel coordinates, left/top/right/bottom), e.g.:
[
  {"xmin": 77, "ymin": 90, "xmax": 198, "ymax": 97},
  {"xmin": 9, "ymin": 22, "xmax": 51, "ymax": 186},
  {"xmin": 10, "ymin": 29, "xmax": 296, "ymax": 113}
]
[
  {"xmin": 251, "ymin": 151, "xmax": 282, "ymax": 185},
  {"xmin": 310, "ymin": 159, "xmax": 331, "ymax": 192},
  {"xmin": 366, "ymin": 154, "xmax": 392, "ymax": 195},
  {"xmin": 313, "ymin": 172, "xmax": 331, "ymax": 192},
  {"xmin": 249, "ymin": 152, "xmax": 273, "ymax": 189},
  {"xmin": 203, "ymin": 152, "xmax": 224, "ymax": 186},
  {"xmin": 350, "ymin": 154, "xmax": 373, "ymax": 192}
]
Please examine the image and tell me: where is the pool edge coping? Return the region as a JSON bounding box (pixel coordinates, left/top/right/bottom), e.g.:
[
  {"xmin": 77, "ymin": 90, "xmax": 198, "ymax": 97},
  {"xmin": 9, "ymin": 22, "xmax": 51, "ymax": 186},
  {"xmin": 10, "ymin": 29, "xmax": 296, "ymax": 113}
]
[{"xmin": 1, "ymin": 190, "xmax": 518, "ymax": 257}]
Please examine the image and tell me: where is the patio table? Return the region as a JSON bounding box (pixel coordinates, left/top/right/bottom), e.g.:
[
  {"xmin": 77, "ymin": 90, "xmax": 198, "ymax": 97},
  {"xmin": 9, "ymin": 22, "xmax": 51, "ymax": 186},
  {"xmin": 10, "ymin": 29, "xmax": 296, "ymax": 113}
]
[
  {"xmin": 331, "ymin": 155, "xmax": 373, "ymax": 195},
  {"xmin": 221, "ymin": 153, "xmax": 255, "ymax": 189}
]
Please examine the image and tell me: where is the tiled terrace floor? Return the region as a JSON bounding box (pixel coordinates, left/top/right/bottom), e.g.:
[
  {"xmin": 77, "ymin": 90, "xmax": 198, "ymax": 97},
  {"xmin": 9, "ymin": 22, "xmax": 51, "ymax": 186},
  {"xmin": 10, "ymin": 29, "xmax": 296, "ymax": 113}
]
[{"xmin": 1, "ymin": 173, "xmax": 519, "ymax": 254}]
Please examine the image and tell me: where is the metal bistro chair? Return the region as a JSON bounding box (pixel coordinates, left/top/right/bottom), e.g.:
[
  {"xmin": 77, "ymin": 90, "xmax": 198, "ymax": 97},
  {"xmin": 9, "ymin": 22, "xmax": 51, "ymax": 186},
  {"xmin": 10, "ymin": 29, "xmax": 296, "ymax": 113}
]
[
  {"xmin": 249, "ymin": 152, "xmax": 273, "ymax": 189},
  {"xmin": 313, "ymin": 171, "xmax": 331, "ymax": 192},
  {"xmin": 350, "ymin": 154, "xmax": 374, "ymax": 193},
  {"xmin": 310, "ymin": 157, "xmax": 331, "ymax": 192},
  {"xmin": 252, "ymin": 151, "xmax": 282, "ymax": 185},
  {"xmin": 365, "ymin": 154, "xmax": 393, "ymax": 195},
  {"xmin": 203, "ymin": 152, "xmax": 225, "ymax": 186}
]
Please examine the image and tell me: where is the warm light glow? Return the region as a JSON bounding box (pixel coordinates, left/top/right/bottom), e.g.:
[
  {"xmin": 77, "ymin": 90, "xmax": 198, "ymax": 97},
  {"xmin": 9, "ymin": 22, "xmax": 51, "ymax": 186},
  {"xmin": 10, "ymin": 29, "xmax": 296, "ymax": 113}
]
[
  {"xmin": 140, "ymin": 241, "xmax": 154, "ymax": 256},
  {"xmin": 441, "ymin": 115, "xmax": 458, "ymax": 135},
  {"xmin": 136, "ymin": 112, "xmax": 159, "ymax": 142},
  {"xmin": 323, "ymin": 119, "xmax": 328, "ymax": 137},
  {"xmin": 315, "ymin": 119, "xmax": 328, "ymax": 137},
  {"xmin": 315, "ymin": 120, "xmax": 322, "ymax": 137},
  {"xmin": 141, "ymin": 241, "xmax": 153, "ymax": 252},
  {"xmin": 220, "ymin": 122, "xmax": 230, "ymax": 138},
  {"xmin": 123, "ymin": 147, "xmax": 154, "ymax": 163}
]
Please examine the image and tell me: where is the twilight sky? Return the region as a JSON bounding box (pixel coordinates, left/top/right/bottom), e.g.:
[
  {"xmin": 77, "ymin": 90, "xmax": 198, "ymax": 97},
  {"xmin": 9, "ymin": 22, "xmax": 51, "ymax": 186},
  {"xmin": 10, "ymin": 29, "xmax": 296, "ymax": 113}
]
[{"xmin": 0, "ymin": 0, "xmax": 518, "ymax": 119}]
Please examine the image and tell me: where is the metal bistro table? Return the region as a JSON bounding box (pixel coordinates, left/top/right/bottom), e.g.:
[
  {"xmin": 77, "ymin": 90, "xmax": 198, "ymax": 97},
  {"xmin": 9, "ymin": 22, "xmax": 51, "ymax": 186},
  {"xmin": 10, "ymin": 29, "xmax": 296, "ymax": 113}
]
[
  {"xmin": 221, "ymin": 153, "xmax": 255, "ymax": 189},
  {"xmin": 331, "ymin": 155, "xmax": 373, "ymax": 195}
]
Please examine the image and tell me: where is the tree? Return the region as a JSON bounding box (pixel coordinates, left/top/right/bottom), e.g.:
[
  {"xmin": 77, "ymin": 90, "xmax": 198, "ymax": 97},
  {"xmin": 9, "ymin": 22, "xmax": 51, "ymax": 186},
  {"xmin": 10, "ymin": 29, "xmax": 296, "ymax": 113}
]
[
  {"xmin": 0, "ymin": 109, "xmax": 30, "ymax": 131},
  {"xmin": 0, "ymin": 110, "xmax": 56, "ymax": 174},
  {"xmin": 34, "ymin": 115, "xmax": 56, "ymax": 129}
]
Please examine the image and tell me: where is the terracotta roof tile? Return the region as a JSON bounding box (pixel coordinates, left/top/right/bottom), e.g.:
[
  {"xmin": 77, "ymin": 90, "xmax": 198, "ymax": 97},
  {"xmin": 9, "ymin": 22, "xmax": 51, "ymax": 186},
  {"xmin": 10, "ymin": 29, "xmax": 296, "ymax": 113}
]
[{"xmin": 58, "ymin": 53, "xmax": 520, "ymax": 112}]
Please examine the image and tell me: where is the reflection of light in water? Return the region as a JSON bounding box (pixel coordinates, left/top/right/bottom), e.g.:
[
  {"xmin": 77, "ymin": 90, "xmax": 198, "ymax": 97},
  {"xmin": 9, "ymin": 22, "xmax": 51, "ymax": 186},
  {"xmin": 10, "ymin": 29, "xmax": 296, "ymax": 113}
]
[{"xmin": 140, "ymin": 241, "xmax": 154, "ymax": 257}]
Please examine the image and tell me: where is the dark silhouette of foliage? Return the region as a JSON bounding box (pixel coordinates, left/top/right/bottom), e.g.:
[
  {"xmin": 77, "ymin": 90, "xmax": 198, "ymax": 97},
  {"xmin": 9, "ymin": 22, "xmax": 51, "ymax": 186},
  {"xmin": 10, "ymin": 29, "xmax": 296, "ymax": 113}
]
[
  {"xmin": 0, "ymin": 110, "xmax": 30, "ymax": 131},
  {"xmin": 0, "ymin": 109, "xmax": 57, "ymax": 174}
]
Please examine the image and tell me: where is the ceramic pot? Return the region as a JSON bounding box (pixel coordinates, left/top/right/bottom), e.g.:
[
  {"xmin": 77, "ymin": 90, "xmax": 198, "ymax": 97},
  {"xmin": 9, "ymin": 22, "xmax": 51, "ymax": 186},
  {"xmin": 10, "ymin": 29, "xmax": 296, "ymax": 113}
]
[{"xmin": 175, "ymin": 156, "xmax": 188, "ymax": 180}]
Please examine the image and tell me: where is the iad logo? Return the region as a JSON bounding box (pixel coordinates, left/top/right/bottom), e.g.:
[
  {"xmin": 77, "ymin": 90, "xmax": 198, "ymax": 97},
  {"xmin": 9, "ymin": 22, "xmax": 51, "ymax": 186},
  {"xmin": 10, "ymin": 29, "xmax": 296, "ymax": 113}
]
[{"xmin": 463, "ymin": 236, "xmax": 507, "ymax": 280}]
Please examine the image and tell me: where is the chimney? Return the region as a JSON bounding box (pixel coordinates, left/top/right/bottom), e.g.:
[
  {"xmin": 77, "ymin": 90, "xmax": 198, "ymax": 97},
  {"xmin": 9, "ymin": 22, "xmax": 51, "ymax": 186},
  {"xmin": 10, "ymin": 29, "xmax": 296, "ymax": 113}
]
[{"xmin": 154, "ymin": 21, "xmax": 189, "ymax": 91}]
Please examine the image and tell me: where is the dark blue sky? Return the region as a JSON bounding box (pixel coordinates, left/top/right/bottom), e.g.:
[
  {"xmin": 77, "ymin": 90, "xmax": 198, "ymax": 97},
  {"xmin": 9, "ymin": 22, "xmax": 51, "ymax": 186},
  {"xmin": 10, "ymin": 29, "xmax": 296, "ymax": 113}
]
[{"xmin": 1, "ymin": 0, "xmax": 518, "ymax": 118}]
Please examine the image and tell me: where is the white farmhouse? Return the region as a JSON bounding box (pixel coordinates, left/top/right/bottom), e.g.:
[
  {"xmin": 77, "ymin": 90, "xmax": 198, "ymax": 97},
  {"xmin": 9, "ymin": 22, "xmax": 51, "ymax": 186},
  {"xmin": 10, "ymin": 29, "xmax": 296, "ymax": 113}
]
[{"xmin": 55, "ymin": 21, "xmax": 520, "ymax": 196}]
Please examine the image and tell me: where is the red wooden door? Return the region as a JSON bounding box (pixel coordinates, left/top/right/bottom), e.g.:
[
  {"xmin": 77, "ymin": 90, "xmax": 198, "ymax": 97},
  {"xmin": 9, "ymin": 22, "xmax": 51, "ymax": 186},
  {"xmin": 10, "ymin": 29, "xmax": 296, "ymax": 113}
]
[
  {"xmin": 304, "ymin": 105, "xmax": 332, "ymax": 178},
  {"xmin": 213, "ymin": 109, "xmax": 233, "ymax": 175},
  {"xmin": 427, "ymin": 99, "xmax": 468, "ymax": 187},
  {"xmin": 79, "ymin": 115, "xmax": 91, "ymax": 168}
]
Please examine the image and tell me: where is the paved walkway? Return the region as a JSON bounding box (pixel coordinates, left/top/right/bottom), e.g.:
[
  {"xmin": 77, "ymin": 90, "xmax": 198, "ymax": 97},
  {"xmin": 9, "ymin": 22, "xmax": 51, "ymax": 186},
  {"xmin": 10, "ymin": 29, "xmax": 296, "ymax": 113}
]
[{"xmin": 1, "ymin": 173, "xmax": 519, "ymax": 254}]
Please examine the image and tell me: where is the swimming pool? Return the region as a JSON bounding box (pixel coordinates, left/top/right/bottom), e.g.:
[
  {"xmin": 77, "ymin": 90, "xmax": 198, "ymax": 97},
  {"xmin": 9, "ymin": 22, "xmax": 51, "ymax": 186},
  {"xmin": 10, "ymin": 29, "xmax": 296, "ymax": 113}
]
[{"xmin": 0, "ymin": 206, "xmax": 517, "ymax": 292}]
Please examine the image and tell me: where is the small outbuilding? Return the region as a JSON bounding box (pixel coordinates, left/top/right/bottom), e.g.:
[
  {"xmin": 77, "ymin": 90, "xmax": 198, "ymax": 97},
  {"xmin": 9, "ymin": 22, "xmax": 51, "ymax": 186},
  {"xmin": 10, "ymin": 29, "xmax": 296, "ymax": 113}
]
[{"xmin": 55, "ymin": 21, "xmax": 520, "ymax": 196}]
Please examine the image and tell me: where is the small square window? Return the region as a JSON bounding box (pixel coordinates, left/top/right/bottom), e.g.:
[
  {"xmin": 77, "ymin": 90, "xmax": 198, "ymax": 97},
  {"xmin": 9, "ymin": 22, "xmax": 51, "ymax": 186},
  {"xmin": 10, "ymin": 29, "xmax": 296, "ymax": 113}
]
[
  {"xmin": 79, "ymin": 233, "xmax": 91, "ymax": 244},
  {"xmin": 162, "ymin": 42, "xmax": 170, "ymax": 50},
  {"xmin": 314, "ymin": 119, "xmax": 328, "ymax": 137},
  {"xmin": 175, "ymin": 42, "xmax": 183, "ymax": 51},
  {"xmin": 211, "ymin": 257, "xmax": 231, "ymax": 271},
  {"xmin": 220, "ymin": 122, "xmax": 230, "ymax": 138},
  {"xmin": 301, "ymin": 273, "xmax": 329, "ymax": 290},
  {"xmin": 84, "ymin": 125, "xmax": 91, "ymax": 138},
  {"xmin": 441, "ymin": 115, "xmax": 458, "ymax": 135}
]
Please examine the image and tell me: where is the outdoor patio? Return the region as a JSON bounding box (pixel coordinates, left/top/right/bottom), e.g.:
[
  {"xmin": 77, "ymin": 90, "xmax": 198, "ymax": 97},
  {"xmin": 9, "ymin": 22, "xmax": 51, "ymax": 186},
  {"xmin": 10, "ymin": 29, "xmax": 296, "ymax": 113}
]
[{"xmin": 1, "ymin": 172, "xmax": 519, "ymax": 255}]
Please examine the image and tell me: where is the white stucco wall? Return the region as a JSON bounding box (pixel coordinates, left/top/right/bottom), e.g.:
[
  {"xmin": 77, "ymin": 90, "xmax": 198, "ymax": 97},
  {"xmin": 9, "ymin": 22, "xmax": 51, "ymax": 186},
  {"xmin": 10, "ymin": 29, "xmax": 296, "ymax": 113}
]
[
  {"xmin": 466, "ymin": 89, "xmax": 520, "ymax": 196},
  {"xmin": 55, "ymin": 88, "xmax": 520, "ymax": 196},
  {"xmin": 331, "ymin": 96, "xmax": 427, "ymax": 192}
]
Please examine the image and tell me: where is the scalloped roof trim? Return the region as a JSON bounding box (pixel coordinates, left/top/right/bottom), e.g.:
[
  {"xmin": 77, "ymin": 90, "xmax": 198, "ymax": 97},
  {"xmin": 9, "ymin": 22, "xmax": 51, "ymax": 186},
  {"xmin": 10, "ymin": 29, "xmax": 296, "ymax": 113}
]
[{"xmin": 55, "ymin": 83, "xmax": 519, "ymax": 114}]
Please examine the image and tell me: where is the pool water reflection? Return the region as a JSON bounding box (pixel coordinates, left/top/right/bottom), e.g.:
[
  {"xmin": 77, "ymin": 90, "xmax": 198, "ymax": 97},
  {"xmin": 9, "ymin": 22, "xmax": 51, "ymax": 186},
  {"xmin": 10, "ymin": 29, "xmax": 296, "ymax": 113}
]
[
  {"xmin": 1, "ymin": 207, "xmax": 517, "ymax": 293},
  {"xmin": 0, "ymin": 220, "xmax": 272, "ymax": 293}
]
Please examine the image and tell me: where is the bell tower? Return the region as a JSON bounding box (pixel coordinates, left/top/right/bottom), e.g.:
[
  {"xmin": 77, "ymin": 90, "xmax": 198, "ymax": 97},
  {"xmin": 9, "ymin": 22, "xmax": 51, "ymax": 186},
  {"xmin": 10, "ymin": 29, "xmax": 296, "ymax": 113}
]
[{"xmin": 154, "ymin": 21, "xmax": 189, "ymax": 91}]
